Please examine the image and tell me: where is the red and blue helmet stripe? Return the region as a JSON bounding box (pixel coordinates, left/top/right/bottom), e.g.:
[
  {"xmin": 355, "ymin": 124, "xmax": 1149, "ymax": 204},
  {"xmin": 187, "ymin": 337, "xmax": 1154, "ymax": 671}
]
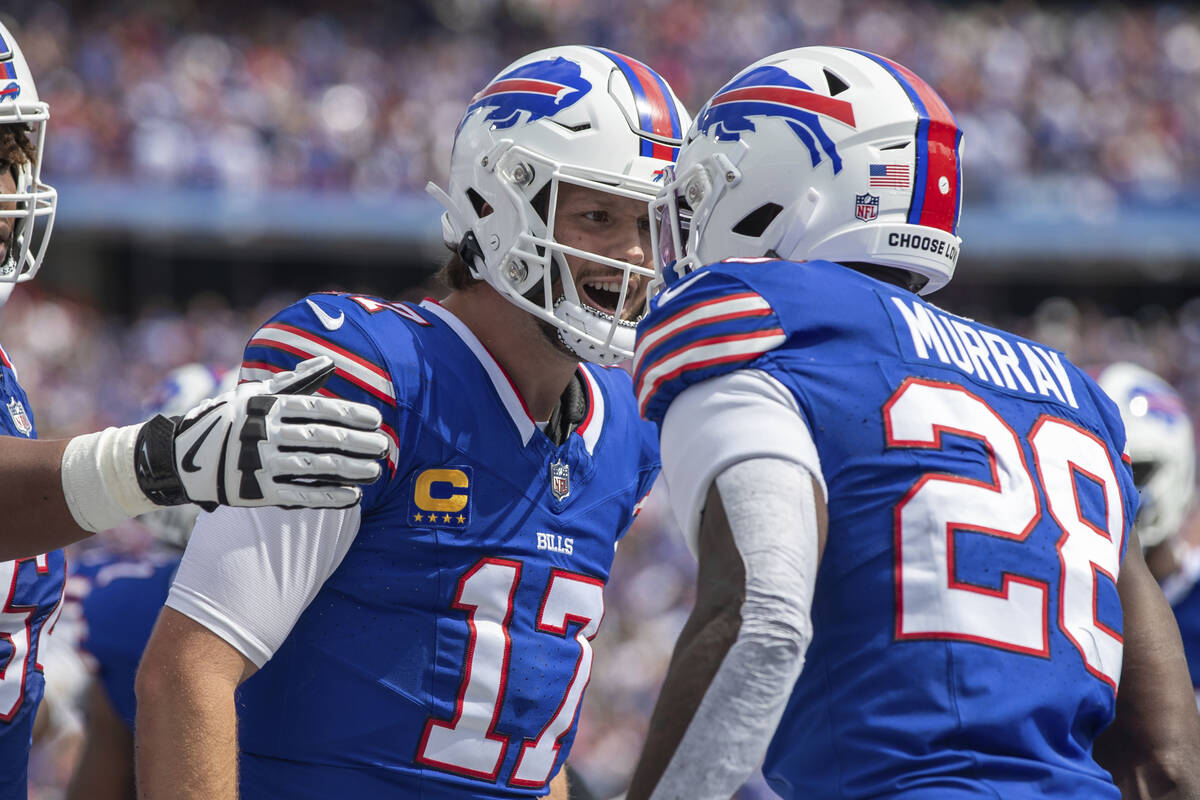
[
  {"xmin": 850, "ymin": 50, "xmax": 962, "ymax": 237},
  {"xmin": 591, "ymin": 48, "xmax": 683, "ymax": 161}
]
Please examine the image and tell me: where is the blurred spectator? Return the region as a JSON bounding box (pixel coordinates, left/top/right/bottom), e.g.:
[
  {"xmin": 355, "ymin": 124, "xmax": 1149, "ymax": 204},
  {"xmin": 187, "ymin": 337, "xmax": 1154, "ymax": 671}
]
[{"xmin": 3, "ymin": 1, "xmax": 1200, "ymax": 205}]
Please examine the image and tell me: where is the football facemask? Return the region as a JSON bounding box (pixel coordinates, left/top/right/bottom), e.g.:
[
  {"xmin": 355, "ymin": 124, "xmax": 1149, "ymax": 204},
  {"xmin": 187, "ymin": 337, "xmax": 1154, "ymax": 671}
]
[
  {"xmin": 0, "ymin": 22, "xmax": 57, "ymax": 307},
  {"xmin": 1098, "ymin": 362, "xmax": 1196, "ymax": 549}
]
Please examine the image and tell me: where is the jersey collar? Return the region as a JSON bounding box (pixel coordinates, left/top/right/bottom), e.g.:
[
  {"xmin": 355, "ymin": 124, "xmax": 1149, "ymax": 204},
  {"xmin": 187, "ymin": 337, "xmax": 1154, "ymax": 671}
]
[{"xmin": 420, "ymin": 300, "xmax": 605, "ymax": 453}]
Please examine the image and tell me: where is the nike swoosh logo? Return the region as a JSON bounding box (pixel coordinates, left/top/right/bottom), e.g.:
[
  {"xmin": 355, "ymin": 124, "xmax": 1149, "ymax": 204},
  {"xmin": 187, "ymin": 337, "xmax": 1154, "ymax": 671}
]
[
  {"xmin": 306, "ymin": 298, "xmax": 345, "ymax": 331},
  {"xmin": 655, "ymin": 271, "xmax": 710, "ymax": 307},
  {"xmin": 181, "ymin": 418, "xmax": 223, "ymax": 473}
]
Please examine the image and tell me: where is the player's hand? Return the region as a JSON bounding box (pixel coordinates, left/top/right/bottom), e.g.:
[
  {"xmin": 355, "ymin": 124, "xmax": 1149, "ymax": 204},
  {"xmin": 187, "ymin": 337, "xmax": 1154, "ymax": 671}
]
[{"xmin": 133, "ymin": 356, "xmax": 388, "ymax": 510}]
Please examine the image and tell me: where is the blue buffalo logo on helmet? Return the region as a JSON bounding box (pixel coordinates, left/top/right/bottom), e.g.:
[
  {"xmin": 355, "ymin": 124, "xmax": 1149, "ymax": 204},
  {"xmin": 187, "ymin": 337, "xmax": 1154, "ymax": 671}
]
[
  {"xmin": 462, "ymin": 56, "xmax": 592, "ymax": 132},
  {"xmin": 696, "ymin": 65, "xmax": 856, "ymax": 174},
  {"xmin": 0, "ymin": 30, "xmax": 19, "ymax": 102},
  {"xmin": 1129, "ymin": 383, "xmax": 1188, "ymax": 426}
]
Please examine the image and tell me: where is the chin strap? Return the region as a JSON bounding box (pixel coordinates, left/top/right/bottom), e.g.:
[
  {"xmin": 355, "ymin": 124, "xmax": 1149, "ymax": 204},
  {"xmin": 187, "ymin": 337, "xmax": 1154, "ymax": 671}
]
[{"xmin": 544, "ymin": 370, "xmax": 588, "ymax": 446}]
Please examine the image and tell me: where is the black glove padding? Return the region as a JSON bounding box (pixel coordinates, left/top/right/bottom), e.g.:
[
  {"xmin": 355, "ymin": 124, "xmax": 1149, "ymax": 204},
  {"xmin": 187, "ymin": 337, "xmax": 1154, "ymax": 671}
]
[{"xmin": 134, "ymin": 356, "xmax": 388, "ymax": 511}]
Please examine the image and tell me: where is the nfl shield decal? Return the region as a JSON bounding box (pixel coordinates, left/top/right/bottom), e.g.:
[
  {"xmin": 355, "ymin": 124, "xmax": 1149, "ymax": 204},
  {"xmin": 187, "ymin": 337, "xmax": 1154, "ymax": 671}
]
[
  {"xmin": 549, "ymin": 458, "xmax": 571, "ymax": 501},
  {"xmin": 855, "ymin": 192, "xmax": 879, "ymax": 222},
  {"xmin": 7, "ymin": 398, "xmax": 32, "ymax": 436}
]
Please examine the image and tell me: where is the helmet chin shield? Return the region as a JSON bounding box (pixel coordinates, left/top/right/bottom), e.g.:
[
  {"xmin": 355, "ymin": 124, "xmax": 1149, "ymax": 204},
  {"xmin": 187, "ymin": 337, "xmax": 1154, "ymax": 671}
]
[
  {"xmin": 428, "ymin": 45, "xmax": 690, "ymax": 363},
  {"xmin": 649, "ymin": 155, "xmax": 738, "ymax": 293}
]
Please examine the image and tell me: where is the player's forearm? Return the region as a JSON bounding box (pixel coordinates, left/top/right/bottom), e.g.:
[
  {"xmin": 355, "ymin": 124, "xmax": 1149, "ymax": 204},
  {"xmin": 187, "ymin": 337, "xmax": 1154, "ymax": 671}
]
[
  {"xmin": 0, "ymin": 437, "xmax": 87, "ymax": 560},
  {"xmin": 66, "ymin": 683, "xmax": 136, "ymax": 800},
  {"xmin": 135, "ymin": 666, "xmax": 240, "ymax": 799},
  {"xmin": 626, "ymin": 600, "xmax": 742, "ymax": 799},
  {"xmin": 548, "ymin": 769, "xmax": 570, "ymax": 800},
  {"xmin": 135, "ymin": 611, "xmax": 250, "ymax": 800},
  {"xmin": 629, "ymin": 461, "xmax": 823, "ymax": 800},
  {"xmin": 134, "ymin": 666, "xmax": 240, "ymax": 800},
  {"xmin": 1095, "ymin": 538, "xmax": 1200, "ymax": 799},
  {"xmin": 626, "ymin": 477, "xmax": 750, "ymax": 800}
]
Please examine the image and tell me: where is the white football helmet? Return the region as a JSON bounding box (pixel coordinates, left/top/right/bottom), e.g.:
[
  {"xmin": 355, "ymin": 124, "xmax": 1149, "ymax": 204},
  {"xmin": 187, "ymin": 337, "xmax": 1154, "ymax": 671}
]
[
  {"xmin": 652, "ymin": 46, "xmax": 962, "ymax": 295},
  {"xmin": 428, "ymin": 46, "xmax": 689, "ymax": 363},
  {"xmin": 136, "ymin": 364, "xmax": 238, "ymax": 549},
  {"xmin": 1098, "ymin": 362, "xmax": 1196, "ymax": 549},
  {"xmin": 0, "ymin": 21, "xmax": 57, "ymax": 308}
]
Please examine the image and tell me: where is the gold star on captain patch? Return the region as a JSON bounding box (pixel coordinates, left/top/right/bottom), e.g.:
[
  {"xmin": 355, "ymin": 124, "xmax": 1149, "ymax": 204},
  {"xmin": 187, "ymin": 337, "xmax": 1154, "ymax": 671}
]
[
  {"xmin": 443, "ymin": 513, "xmax": 453, "ymax": 523},
  {"xmin": 413, "ymin": 512, "xmax": 424, "ymax": 523},
  {"xmin": 456, "ymin": 514, "xmax": 466, "ymax": 524}
]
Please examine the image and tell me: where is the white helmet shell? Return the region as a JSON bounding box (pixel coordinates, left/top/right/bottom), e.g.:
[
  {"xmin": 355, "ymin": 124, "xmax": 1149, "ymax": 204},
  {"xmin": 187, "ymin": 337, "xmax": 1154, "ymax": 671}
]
[
  {"xmin": 0, "ymin": 21, "xmax": 57, "ymax": 307},
  {"xmin": 652, "ymin": 46, "xmax": 961, "ymax": 295},
  {"xmin": 1098, "ymin": 362, "xmax": 1196, "ymax": 549},
  {"xmin": 428, "ymin": 46, "xmax": 689, "ymax": 363}
]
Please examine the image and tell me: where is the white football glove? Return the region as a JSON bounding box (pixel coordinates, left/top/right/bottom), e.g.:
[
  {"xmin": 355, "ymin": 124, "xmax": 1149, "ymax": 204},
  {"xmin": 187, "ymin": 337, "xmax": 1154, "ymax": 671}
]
[{"xmin": 133, "ymin": 356, "xmax": 388, "ymax": 510}]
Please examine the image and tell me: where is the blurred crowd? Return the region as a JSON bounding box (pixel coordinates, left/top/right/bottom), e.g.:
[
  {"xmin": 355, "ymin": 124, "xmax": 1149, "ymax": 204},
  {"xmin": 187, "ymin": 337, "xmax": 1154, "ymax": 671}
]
[
  {"xmin": 6, "ymin": 0, "xmax": 1200, "ymax": 795},
  {"xmin": 4, "ymin": 0, "xmax": 1200, "ymax": 208},
  {"xmin": 6, "ymin": 283, "xmax": 1200, "ymax": 799}
]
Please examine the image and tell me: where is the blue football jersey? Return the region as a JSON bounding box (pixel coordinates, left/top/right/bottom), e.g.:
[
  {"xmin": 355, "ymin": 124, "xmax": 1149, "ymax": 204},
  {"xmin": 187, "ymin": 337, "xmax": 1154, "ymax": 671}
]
[
  {"xmin": 1170, "ymin": 580, "xmax": 1200, "ymax": 691},
  {"xmin": 71, "ymin": 547, "xmax": 181, "ymax": 730},
  {"xmin": 635, "ymin": 260, "xmax": 1138, "ymax": 800},
  {"xmin": 0, "ymin": 346, "xmax": 66, "ymax": 799},
  {"xmin": 234, "ymin": 294, "xmax": 659, "ymax": 799}
]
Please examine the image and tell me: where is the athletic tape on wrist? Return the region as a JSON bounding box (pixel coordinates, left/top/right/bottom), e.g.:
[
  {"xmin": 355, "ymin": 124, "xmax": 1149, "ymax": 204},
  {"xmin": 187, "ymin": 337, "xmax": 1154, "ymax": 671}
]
[{"xmin": 61, "ymin": 424, "xmax": 162, "ymax": 532}]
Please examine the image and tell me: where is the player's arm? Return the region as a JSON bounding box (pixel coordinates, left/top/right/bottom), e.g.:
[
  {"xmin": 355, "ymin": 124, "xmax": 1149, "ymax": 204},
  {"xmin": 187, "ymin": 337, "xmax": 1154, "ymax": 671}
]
[
  {"xmin": 1094, "ymin": 528, "xmax": 1200, "ymax": 799},
  {"xmin": 0, "ymin": 356, "xmax": 387, "ymax": 561},
  {"xmin": 135, "ymin": 503, "xmax": 362, "ymax": 800},
  {"xmin": 66, "ymin": 681, "xmax": 138, "ymax": 800},
  {"xmin": 627, "ymin": 466, "xmax": 825, "ymax": 799},
  {"xmin": 135, "ymin": 608, "xmax": 254, "ymax": 800},
  {"xmin": 548, "ymin": 769, "xmax": 569, "ymax": 800},
  {"xmin": 625, "ymin": 371, "xmax": 827, "ymax": 800}
]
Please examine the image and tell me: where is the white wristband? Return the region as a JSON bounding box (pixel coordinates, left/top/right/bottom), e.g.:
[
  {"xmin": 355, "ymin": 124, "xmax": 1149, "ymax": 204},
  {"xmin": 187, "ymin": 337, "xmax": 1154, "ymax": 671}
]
[{"xmin": 61, "ymin": 424, "xmax": 161, "ymax": 533}]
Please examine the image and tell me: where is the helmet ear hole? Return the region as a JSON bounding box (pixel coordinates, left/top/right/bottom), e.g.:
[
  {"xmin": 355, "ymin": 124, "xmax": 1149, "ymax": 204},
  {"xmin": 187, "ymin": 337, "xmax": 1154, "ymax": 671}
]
[
  {"xmin": 732, "ymin": 202, "xmax": 784, "ymax": 237},
  {"xmin": 465, "ymin": 188, "xmax": 491, "ymax": 218},
  {"xmin": 530, "ymin": 183, "xmax": 552, "ymax": 224}
]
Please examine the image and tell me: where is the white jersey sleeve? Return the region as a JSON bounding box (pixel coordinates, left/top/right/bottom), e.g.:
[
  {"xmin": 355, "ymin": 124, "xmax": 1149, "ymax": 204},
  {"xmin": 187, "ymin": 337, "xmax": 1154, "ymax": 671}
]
[
  {"xmin": 659, "ymin": 368, "xmax": 826, "ymax": 553},
  {"xmin": 166, "ymin": 505, "xmax": 361, "ymax": 667}
]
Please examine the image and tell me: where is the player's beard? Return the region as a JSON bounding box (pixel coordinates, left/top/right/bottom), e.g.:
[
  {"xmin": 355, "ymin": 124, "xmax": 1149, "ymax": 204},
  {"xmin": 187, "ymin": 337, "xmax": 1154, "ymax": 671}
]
[
  {"xmin": 527, "ymin": 267, "xmax": 584, "ymax": 363},
  {"xmin": 536, "ymin": 283, "xmax": 583, "ymax": 362}
]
